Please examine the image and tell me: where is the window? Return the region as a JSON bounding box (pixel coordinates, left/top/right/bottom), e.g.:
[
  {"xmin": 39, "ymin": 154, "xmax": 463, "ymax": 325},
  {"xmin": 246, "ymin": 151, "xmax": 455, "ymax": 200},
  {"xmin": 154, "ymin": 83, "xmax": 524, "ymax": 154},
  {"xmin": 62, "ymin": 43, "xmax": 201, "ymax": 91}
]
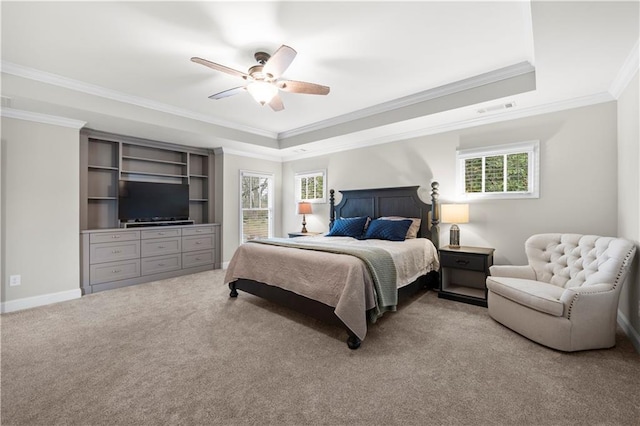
[
  {"xmin": 295, "ymin": 170, "xmax": 326, "ymax": 203},
  {"xmin": 456, "ymin": 140, "xmax": 539, "ymax": 199},
  {"xmin": 240, "ymin": 171, "xmax": 274, "ymax": 243}
]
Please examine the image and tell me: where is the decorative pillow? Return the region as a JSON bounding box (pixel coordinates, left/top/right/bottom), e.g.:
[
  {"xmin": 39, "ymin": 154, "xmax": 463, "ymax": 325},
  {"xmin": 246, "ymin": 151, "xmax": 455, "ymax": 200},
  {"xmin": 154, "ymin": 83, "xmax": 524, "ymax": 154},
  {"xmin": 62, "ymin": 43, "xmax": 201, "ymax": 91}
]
[
  {"xmin": 326, "ymin": 216, "xmax": 369, "ymax": 238},
  {"xmin": 379, "ymin": 216, "xmax": 422, "ymax": 239},
  {"xmin": 363, "ymin": 219, "xmax": 413, "ymax": 241}
]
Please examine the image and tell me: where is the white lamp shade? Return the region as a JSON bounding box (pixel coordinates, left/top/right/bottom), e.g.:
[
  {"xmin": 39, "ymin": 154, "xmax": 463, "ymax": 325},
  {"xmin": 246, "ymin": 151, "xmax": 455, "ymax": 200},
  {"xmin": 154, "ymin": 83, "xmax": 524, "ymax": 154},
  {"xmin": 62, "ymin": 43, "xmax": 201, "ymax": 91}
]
[
  {"xmin": 297, "ymin": 202, "xmax": 313, "ymax": 215},
  {"xmin": 441, "ymin": 204, "xmax": 469, "ymax": 224},
  {"xmin": 247, "ymin": 81, "xmax": 278, "ymax": 105}
]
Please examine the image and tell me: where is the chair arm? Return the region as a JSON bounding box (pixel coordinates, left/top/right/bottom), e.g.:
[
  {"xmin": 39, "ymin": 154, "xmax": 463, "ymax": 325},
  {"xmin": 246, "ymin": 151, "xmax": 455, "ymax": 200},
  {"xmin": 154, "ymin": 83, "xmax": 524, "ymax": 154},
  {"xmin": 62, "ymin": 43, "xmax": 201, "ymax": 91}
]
[
  {"xmin": 559, "ymin": 284, "xmax": 617, "ymax": 319},
  {"xmin": 489, "ymin": 265, "xmax": 536, "ymax": 280}
]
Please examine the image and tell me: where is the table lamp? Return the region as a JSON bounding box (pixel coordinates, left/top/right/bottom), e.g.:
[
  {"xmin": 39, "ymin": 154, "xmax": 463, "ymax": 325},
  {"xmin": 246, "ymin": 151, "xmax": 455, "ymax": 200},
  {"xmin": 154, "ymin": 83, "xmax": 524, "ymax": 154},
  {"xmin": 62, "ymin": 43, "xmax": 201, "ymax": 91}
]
[
  {"xmin": 441, "ymin": 204, "xmax": 469, "ymax": 248},
  {"xmin": 297, "ymin": 202, "xmax": 313, "ymax": 233}
]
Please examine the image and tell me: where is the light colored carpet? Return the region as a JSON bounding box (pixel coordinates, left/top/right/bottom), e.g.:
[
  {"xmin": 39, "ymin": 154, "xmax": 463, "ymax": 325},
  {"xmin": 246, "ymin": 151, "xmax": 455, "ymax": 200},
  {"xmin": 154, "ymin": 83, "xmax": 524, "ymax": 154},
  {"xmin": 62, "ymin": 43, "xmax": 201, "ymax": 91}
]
[{"xmin": 1, "ymin": 269, "xmax": 639, "ymax": 425}]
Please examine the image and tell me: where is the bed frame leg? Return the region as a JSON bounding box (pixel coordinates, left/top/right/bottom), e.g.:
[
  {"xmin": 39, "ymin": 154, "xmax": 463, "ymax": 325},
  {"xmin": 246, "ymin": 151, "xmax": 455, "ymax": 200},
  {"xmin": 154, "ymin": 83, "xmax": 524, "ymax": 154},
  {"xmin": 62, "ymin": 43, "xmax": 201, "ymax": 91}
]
[
  {"xmin": 347, "ymin": 332, "xmax": 361, "ymax": 350},
  {"xmin": 229, "ymin": 282, "xmax": 238, "ymax": 298}
]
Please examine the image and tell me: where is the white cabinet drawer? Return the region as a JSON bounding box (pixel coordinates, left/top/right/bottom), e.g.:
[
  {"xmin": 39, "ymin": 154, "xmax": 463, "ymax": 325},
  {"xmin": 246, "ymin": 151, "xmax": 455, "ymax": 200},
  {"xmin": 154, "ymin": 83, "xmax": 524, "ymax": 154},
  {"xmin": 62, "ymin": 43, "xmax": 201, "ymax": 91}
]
[
  {"xmin": 90, "ymin": 259, "xmax": 141, "ymax": 284},
  {"xmin": 90, "ymin": 241, "xmax": 141, "ymax": 264},
  {"xmin": 90, "ymin": 230, "xmax": 140, "ymax": 244},
  {"xmin": 182, "ymin": 250, "xmax": 214, "ymax": 268},
  {"xmin": 182, "ymin": 226, "xmax": 214, "ymax": 236},
  {"xmin": 141, "ymin": 254, "xmax": 181, "ymax": 275},
  {"xmin": 182, "ymin": 235, "xmax": 214, "ymax": 252},
  {"xmin": 141, "ymin": 229, "xmax": 181, "ymax": 240},
  {"xmin": 141, "ymin": 237, "xmax": 181, "ymax": 258}
]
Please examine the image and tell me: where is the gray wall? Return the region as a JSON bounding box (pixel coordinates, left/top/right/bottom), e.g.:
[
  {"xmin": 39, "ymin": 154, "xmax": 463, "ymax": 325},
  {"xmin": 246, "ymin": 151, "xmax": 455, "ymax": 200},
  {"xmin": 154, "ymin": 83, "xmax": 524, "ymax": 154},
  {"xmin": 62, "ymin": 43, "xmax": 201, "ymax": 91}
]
[
  {"xmin": 617, "ymin": 70, "xmax": 640, "ymax": 346},
  {"xmin": 1, "ymin": 117, "xmax": 80, "ymax": 306},
  {"xmin": 282, "ymin": 102, "xmax": 618, "ymax": 266}
]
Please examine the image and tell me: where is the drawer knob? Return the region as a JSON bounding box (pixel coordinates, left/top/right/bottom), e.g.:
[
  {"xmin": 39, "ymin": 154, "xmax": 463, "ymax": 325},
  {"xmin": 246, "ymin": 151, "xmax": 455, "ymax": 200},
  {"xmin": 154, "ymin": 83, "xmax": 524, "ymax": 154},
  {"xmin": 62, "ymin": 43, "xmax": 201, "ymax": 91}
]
[
  {"xmin": 196, "ymin": 241, "xmax": 201, "ymax": 245},
  {"xmin": 455, "ymin": 259, "xmax": 470, "ymax": 265},
  {"xmin": 195, "ymin": 257, "xmax": 201, "ymax": 261},
  {"xmin": 158, "ymin": 263, "xmax": 165, "ymax": 266},
  {"xmin": 158, "ymin": 246, "xmax": 165, "ymax": 249}
]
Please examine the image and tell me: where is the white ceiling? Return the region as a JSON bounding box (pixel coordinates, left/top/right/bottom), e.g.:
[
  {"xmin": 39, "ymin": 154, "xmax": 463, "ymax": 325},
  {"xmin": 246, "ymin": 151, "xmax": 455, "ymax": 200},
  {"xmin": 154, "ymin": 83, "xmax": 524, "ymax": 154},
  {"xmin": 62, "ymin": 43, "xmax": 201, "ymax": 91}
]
[{"xmin": 1, "ymin": 1, "xmax": 638, "ymax": 160}]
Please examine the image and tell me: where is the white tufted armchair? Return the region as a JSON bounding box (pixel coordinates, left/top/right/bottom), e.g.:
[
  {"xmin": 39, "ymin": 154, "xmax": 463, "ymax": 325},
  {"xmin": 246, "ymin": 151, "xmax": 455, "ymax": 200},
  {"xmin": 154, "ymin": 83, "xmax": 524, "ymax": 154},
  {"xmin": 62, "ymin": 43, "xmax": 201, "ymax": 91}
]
[{"xmin": 486, "ymin": 234, "xmax": 636, "ymax": 351}]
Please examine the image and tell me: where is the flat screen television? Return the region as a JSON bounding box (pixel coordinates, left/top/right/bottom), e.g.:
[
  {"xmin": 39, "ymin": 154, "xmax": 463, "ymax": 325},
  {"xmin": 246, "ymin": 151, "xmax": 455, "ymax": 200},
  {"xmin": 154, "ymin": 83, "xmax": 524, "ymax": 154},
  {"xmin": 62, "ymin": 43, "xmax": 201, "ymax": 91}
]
[{"xmin": 118, "ymin": 180, "xmax": 190, "ymax": 222}]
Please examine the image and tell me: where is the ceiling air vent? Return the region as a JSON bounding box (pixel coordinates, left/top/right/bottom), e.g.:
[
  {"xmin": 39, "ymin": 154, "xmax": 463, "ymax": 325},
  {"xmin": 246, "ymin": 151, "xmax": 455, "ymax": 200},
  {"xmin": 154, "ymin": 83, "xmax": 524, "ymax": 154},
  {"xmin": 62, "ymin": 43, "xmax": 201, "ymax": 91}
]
[{"xmin": 477, "ymin": 101, "xmax": 516, "ymax": 114}]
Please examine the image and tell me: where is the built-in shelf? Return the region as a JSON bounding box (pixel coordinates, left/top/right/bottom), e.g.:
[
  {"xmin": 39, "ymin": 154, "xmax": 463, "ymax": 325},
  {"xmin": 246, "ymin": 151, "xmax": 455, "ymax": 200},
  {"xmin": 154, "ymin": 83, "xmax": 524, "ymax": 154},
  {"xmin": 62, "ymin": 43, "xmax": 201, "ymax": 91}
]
[
  {"xmin": 122, "ymin": 155, "xmax": 187, "ymax": 166},
  {"xmin": 89, "ymin": 165, "xmax": 118, "ymax": 171},
  {"xmin": 121, "ymin": 170, "xmax": 188, "ymax": 179},
  {"xmin": 81, "ymin": 130, "xmax": 214, "ymax": 230}
]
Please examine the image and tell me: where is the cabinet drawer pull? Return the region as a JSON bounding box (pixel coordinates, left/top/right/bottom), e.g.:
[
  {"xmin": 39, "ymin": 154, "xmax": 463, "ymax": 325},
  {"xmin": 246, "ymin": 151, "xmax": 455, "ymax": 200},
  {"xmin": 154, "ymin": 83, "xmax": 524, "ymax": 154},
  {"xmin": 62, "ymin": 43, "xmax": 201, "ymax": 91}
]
[
  {"xmin": 158, "ymin": 263, "xmax": 165, "ymax": 266},
  {"xmin": 195, "ymin": 241, "xmax": 201, "ymax": 245},
  {"xmin": 112, "ymin": 235, "xmax": 120, "ymax": 239},
  {"xmin": 158, "ymin": 245, "xmax": 165, "ymax": 249},
  {"xmin": 111, "ymin": 269, "xmax": 121, "ymax": 273},
  {"xmin": 195, "ymin": 257, "xmax": 201, "ymax": 261},
  {"xmin": 455, "ymin": 259, "xmax": 470, "ymax": 265},
  {"xmin": 196, "ymin": 229, "xmax": 203, "ymax": 233},
  {"xmin": 112, "ymin": 250, "xmax": 121, "ymax": 254}
]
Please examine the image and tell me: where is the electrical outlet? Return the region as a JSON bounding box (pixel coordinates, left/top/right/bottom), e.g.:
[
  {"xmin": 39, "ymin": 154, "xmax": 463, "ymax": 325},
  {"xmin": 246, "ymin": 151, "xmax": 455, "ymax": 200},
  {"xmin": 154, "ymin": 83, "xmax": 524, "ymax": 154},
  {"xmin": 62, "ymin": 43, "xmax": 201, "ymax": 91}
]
[{"xmin": 9, "ymin": 275, "xmax": 21, "ymax": 286}]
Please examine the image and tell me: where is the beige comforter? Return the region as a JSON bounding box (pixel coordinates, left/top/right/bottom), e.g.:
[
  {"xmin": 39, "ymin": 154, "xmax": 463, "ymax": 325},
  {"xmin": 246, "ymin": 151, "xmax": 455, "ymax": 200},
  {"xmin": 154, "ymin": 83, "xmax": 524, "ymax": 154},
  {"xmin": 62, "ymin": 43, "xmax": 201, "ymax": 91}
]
[{"xmin": 224, "ymin": 236, "xmax": 439, "ymax": 340}]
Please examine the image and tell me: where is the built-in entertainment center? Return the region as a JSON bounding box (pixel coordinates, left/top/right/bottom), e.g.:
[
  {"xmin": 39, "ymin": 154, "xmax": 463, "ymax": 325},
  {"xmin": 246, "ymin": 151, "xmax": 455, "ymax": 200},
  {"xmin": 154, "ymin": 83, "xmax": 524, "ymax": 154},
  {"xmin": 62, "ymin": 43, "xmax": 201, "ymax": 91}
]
[{"xmin": 79, "ymin": 130, "xmax": 220, "ymax": 294}]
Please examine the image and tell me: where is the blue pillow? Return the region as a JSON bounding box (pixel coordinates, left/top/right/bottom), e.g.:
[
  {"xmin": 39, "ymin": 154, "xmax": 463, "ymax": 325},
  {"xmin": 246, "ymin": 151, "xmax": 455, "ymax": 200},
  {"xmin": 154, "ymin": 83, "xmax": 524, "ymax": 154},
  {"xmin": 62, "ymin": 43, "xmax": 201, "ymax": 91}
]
[
  {"xmin": 327, "ymin": 216, "xmax": 369, "ymax": 238},
  {"xmin": 363, "ymin": 219, "xmax": 413, "ymax": 241}
]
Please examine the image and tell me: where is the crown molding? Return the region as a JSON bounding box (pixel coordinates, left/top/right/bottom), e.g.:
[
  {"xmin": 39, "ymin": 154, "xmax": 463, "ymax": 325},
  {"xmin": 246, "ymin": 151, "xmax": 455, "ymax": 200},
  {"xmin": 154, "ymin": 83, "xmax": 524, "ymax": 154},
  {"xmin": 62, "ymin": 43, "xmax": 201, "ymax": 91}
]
[
  {"xmin": 218, "ymin": 147, "xmax": 283, "ymax": 162},
  {"xmin": 280, "ymin": 91, "xmax": 614, "ymax": 162},
  {"xmin": 1, "ymin": 107, "xmax": 86, "ymax": 128},
  {"xmin": 609, "ymin": 39, "xmax": 639, "ymax": 99},
  {"xmin": 278, "ymin": 61, "xmax": 535, "ymax": 140},
  {"xmin": 0, "ymin": 61, "xmax": 276, "ymax": 139}
]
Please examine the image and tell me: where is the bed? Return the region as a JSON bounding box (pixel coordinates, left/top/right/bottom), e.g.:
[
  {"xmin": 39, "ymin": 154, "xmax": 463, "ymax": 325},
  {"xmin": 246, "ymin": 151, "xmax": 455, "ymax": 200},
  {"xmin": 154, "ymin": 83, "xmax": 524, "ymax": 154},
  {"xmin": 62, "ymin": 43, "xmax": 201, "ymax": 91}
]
[{"xmin": 224, "ymin": 184, "xmax": 441, "ymax": 349}]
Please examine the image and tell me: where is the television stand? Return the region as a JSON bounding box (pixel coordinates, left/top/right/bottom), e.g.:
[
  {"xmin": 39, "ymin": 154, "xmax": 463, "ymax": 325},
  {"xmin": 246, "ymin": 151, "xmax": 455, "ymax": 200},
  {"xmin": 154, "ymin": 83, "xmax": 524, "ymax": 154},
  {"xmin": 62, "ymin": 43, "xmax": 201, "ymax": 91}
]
[{"xmin": 122, "ymin": 220, "xmax": 195, "ymax": 228}]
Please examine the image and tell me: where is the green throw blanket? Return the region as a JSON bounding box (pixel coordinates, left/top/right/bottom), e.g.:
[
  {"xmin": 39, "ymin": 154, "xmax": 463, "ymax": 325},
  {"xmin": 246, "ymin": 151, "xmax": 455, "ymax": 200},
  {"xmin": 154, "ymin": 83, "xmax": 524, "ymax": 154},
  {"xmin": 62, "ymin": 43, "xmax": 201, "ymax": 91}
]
[{"xmin": 249, "ymin": 238, "xmax": 398, "ymax": 321}]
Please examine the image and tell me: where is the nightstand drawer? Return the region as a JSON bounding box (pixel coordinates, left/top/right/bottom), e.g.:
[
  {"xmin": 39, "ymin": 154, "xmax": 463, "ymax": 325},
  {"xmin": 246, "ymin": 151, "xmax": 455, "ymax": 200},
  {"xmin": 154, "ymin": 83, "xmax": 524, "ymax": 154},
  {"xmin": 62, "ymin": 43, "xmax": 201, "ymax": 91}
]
[{"xmin": 440, "ymin": 252, "xmax": 485, "ymax": 271}]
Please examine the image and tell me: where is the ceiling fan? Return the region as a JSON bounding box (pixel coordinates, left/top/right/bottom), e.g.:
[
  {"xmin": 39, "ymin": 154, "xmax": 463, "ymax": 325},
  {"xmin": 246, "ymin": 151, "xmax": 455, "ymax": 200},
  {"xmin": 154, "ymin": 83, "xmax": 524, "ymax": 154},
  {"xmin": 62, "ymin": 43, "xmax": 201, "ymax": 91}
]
[{"xmin": 191, "ymin": 45, "xmax": 330, "ymax": 112}]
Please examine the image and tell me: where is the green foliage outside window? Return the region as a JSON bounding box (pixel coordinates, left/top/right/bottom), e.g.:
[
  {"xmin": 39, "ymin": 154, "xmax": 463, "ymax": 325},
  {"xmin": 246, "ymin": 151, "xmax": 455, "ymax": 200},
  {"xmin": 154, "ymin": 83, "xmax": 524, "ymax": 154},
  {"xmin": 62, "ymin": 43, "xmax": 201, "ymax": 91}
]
[{"xmin": 464, "ymin": 152, "xmax": 530, "ymax": 194}]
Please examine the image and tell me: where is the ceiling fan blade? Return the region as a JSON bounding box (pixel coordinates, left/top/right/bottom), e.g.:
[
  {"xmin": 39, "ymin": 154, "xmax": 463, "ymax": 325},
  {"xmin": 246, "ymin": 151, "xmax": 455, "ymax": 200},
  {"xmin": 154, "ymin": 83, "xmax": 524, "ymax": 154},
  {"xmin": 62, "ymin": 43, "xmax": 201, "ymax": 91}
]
[
  {"xmin": 191, "ymin": 57, "xmax": 250, "ymax": 80},
  {"xmin": 268, "ymin": 94, "xmax": 285, "ymax": 112},
  {"xmin": 263, "ymin": 45, "xmax": 297, "ymax": 78},
  {"xmin": 277, "ymin": 80, "xmax": 330, "ymax": 95},
  {"xmin": 208, "ymin": 86, "xmax": 246, "ymax": 100}
]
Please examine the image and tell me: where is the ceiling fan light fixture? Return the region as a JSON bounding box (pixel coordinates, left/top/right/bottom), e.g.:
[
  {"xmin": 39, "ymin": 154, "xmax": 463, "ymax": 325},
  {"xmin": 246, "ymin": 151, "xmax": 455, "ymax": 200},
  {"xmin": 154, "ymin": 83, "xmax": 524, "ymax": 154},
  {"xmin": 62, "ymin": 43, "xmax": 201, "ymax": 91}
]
[{"xmin": 247, "ymin": 81, "xmax": 278, "ymax": 105}]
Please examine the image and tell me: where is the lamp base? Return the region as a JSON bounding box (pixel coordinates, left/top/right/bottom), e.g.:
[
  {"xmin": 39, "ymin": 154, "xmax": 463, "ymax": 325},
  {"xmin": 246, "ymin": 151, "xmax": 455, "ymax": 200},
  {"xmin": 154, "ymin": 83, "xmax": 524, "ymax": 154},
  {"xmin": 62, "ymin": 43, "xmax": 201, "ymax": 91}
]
[
  {"xmin": 449, "ymin": 224, "xmax": 460, "ymax": 248},
  {"xmin": 301, "ymin": 215, "xmax": 307, "ymax": 233}
]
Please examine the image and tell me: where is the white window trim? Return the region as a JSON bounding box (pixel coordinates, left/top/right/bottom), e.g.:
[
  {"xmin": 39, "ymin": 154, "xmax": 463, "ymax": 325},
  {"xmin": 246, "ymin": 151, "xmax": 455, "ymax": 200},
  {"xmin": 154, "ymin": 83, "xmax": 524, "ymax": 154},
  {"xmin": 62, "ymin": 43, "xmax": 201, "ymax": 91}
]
[
  {"xmin": 295, "ymin": 169, "xmax": 327, "ymax": 203},
  {"xmin": 456, "ymin": 140, "xmax": 540, "ymax": 200},
  {"xmin": 239, "ymin": 170, "xmax": 274, "ymax": 244}
]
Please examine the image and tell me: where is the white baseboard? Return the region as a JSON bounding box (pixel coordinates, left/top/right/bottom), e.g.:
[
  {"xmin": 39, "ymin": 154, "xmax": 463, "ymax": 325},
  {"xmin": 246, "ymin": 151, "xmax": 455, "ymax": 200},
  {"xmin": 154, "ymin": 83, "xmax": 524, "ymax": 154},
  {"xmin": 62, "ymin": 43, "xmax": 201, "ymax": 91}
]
[
  {"xmin": 1, "ymin": 289, "xmax": 82, "ymax": 314},
  {"xmin": 618, "ymin": 310, "xmax": 640, "ymax": 354}
]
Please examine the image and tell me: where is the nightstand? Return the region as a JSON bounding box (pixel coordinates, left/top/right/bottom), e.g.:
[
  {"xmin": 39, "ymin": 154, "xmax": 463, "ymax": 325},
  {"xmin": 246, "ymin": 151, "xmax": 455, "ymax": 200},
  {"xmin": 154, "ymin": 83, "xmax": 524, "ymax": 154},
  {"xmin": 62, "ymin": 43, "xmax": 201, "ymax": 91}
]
[
  {"xmin": 287, "ymin": 231, "xmax": 323, "ymax": 238},
  {"xmin": 438, "ymin": 245, "xmax": 494, "ymax": 307}
]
